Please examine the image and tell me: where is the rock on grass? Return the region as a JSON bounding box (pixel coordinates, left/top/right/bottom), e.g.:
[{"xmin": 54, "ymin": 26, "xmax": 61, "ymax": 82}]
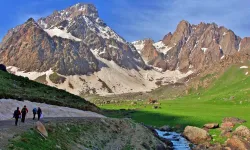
[
  {"xmin": 222, "ymin": 117, "xmax": 246, "ymax": 124},
  {"xmin": 203, "ymin": 123, "xmax": 219, "ymax": 129},
  {"xmin": 226, "ymin": 136, "xmax": 250, "ymax": 150},
  {"xmin": 183, "ymin": 126, "xmax": 211, "ymax": 144},
  {"xmin": 233, "ymin": 125, "xmax": 250, "ymax": 138}
]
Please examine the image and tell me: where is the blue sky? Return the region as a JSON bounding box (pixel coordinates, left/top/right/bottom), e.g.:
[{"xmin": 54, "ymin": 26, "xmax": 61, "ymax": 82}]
[{"xmin": 0, "ymin": 0, "xmax": 249, "ymax": 42}]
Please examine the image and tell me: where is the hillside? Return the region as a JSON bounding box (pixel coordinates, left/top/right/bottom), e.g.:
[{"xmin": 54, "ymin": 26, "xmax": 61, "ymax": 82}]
[
  {"xmin": 0, "ymin": 70, "xmax": 173, "ymax": 149},
  {"xmin": 3, "ymin": 118, "xmax": 169, "ymax": 150},
  {"xmin": 0, "ymin": 70, "xmax": 99, "ymax": 112},
  {"xmin": 101, "ymin": 61, "xmax": 250, "ymax": 128}
]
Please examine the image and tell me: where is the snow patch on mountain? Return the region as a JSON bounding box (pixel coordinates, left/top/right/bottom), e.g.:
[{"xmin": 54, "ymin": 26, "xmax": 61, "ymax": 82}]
[
  {"xmin": 108, "ymin": 45, "xmax": 119, "ymax": 49},
  {"xmin": 7, "ymin": 66, "xmax": 53, "ymax": 80},
  {"xmin": 238, "ymin": 42, "xmax": 241, "ymax": 51},
  {"xmin": 7, "ymin": 65, "xmax": 193, "ymax": 96},
  {"xmin": 240, "ymin": 66, "xmax": 248, "ymax": 69},
  {"xmin": 44, "ymin": 27, "xmax": 82, "ymax": 41},
  {"xmin": 153, "ymin": 41, "xmax": 172, "ymax": 54},
  {"xmin": 132, "ymin": 40, "xmax": 172, "ymax": 55},
  {"xmin": 132, "ymin": 40, "xmax": 145, "ymax": 52},
  {"xmin": 201, "ymin": 48, "xmax": 208, "ymax": 53},
  {"xmin": 83, "ymin": 16, "xmax": 126, "ymax": 43},
  {"xmin": 40, "ymin": 20, "xmax": 48, "ymax": 28}
]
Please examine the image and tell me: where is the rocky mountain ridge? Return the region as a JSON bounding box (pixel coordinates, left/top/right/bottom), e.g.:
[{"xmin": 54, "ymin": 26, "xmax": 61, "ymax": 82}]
[
  {"xmin": 132, "ymin": 20, "xmax": 250, "ymax": 72},
  {"xmin": 0, "ymin": 3, "xmax": 193, "ymax": 96},
  {"xmin": 0, "ymin": 3, "xmax": 145, "ymax": 75},
  {"xmin": 1, "ymin": 3, "xmax": 248, "ymax": 96}
]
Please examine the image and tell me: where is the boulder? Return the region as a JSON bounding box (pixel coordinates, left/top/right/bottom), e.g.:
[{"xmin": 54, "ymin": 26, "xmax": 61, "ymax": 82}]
[
  {"xmin": 226, "ymin": 136, "xmax": 250, "ymax": 150},
  {"xmin": 193, "ymin": 142, "xmax": 210, "ymax": 150},
  {"xmin": 183, "ymin": 126, "xmax": 211, "ymax": 144},
  {"xmin": 221, "ymin": 129, "xmax": 232, "ymax": 138},
  {"xmin": 159, "ymin": 125, "xmax": 172, "ymax": 132},
  {"xmin": 194, "ymin": 143, "xmax": 224, "ymax": 150},
  {"xmin": 35, "ymin": 121, "xmax": 48, "ymax": 137},
  {"xmin": 221, "ymin": 122, "xmax": 235, "ymax": 129},
  {"xmin": 233, "ymin": 125, "xmax": 250, "ymax": 138},
  {"xmin": 203, "ymin": 123, "xmax": 219, "ymax": 129},
  {"xmin": 148, "ymin": 98, "xmax": 158, "ymax": 104},
  {"xmin": 222, "ymin": 117, "xmax": 246, "ymax": 124},
  {"xmin": 208, "ymin": 143, "xmax": 223, "ymax": 150},
  {"xmin": 158, "ymin": 137, "xmax": 173, "ymax": 148}
]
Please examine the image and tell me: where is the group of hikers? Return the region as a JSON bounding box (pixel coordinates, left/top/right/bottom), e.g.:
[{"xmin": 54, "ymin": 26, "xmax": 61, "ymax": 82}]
[{"xmin": 13, "ymin": 106, "xmax": 42, "ymax": 126}]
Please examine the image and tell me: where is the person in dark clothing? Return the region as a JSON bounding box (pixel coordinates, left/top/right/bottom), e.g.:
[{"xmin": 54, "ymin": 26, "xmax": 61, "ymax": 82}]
[
  {"xmin": 32, "ymin": 108, "xmax": 37, "ymax": 120},
  {"xmin": 13, "ymin": 107, "xmax": 21, "ymax": 126},
  {"xmin": 21, "ymin": 105, "xmax": 28, "ymax": 123},
  {"xmin": 37, "ymin": 107, "xmax": 42, "ymax": 120}
]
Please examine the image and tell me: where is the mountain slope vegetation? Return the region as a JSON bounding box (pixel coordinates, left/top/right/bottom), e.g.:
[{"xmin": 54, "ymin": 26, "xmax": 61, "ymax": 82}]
[
  {"xmin": 101, "ymin": 62, "xmax": 250, "ymax": 128},
  {"xmin": 0, "ymin": 70, "xmax": 99, "ymax": 112}
]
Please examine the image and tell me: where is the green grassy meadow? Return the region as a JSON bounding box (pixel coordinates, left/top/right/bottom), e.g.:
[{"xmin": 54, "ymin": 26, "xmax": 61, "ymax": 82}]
[{"xmin": 101, "ymin": 65, "xmax": 250, "ymax": 129}]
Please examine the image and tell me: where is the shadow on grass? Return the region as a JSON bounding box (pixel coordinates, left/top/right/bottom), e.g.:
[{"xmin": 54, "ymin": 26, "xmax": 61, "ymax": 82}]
[{"xmin": 103, "ymin": 108, "xmax": 202, "ymax": 130}]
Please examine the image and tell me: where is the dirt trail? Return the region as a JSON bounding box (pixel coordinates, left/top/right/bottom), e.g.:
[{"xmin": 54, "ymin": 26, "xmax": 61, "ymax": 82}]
[
  {"xmin": 0, "ymin": 99, "xmax": 105, "ymax": 120},
  {"xmin": 0, "ymin": 117, "xmax": 102, "ymax": 149}
]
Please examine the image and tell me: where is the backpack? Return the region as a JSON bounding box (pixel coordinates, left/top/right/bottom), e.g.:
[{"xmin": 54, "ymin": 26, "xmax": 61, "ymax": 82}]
[
  {"xmin": 13, "ymin": 110, "xmax": 16, "ymax": 118},
  {"xmin": 13, "ymin": 110, "xmax": 21, "ymax": 118},
  {"xmin": 22, "ymin": 108, "xmax": 27, "ymax": 114},
  {"xmin": 33, "ymin": 108, "xmax": 37, "ymax": 113}
]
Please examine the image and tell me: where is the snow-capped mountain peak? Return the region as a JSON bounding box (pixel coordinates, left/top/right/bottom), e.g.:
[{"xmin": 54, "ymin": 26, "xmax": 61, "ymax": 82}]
[{"xmin": 1, "ymin": 3, "xmax": 145, "ymax": 76}]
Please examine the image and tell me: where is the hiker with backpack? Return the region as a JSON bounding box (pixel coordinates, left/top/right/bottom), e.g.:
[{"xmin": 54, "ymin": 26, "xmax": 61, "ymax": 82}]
[
  {"xmin": 13, "ymin": 107, "xmax": 21, "ymax": 126},
  {"xmin": 33, "ymin": 107, "xmax": 37, "ymax": 120},
  {"xmin": 21, "ymin": 105, "xmax": 28, "ymax": 123},
  {"xmin": 37, "ymin": 107, "xmax": 42, "ymax": 120}
]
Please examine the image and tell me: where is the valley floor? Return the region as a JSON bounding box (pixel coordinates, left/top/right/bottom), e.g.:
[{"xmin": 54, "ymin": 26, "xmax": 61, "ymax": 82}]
[
  {"xmin": 101, "ymin": 98, "xmax": 250, "ymax": 129},
  {"xmin": 99, "ymin": 64, "xmax": 250, "ymax": 145},
  {"xmin": 100, "ymin": 64, "xmax": 250, "ymax": 128}
]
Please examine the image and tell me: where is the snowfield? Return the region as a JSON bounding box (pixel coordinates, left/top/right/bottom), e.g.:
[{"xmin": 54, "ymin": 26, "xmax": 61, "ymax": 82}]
[
  {"xmin": 0, "ymin": 99, "xmax": 105, "ymax": 121},
  {"xmin": 240, "ymin": 66, "xmax": 248, "ymax": 69},
  {"xmin": 153, "ymin": 41, "xmax": 172, "ymax": 54},
  {"xmin": 132, "ymin": 40, "xmax": 145, "ymax": 52},
  {"xmin": 44, "ymin": 27, "xmax": 82, "ymax": 42},
  {"xmin": 82, "ymin": 16, "xmax": 126, "ymax": 43},
  {"xmin": 132, "ymin": 40, "xmax": 173, "ymax": 55},
  {"xmin": 201, "ymin": 48, "xmax": 208, "ymax": 53},
  {"xmin": 7, "ymin": 62, "xmax": 193, "ymax": 96}
]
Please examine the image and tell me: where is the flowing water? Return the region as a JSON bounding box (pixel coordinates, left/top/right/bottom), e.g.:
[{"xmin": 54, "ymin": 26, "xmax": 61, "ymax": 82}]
[{"xmin": 156, "ymin": 129, "xmax": 191, "ymax": 150}]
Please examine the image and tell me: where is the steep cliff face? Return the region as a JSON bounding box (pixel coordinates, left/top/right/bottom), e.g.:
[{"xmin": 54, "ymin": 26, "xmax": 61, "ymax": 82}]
[
  {"xmin": 0, "ymin": 18, "xmax": 98, "ymax": 75},
  {"xmin": 239, "ymin": 37, "xmax": 250, "ymax": 55},
  {"xmin": 37, "ymin": 3, "xmax": 145, "ymax": 71},
  {"xmin": 132, "ymin": 20, "xmax": 249, "ymax": 72},
  {"xmin": 0, "ymin": 3, "xmax": 145, "ymax": 75}
]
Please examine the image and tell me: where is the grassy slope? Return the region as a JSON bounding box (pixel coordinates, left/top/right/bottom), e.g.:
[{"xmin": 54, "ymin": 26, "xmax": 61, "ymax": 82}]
[
  {"xmin": 49, "ymin": 72, "xmax": 66, "ymax": 84},
  {"xmin": 9, "ymin": 118, "xmax": 164, "ymax": 150},
  {"xmin": 101, "ymin": 64, "xmax": 250, "ymax": 129},
  {"xmin": 0, "ymin": 70, "xmax": 98, "ymax": 112}
]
